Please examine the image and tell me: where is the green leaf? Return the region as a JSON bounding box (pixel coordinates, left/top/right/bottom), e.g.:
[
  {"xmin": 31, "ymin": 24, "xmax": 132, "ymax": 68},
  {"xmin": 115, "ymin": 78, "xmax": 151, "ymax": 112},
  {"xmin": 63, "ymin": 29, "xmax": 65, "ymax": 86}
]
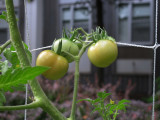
[
  {"xmin": 77, "ymin": 98, "xmax": 92, "ymax": 103},
  {"xmin": 3, "ymin": 47, "xmax": 20, "ymax": 68},
  {"xmin": 92, "ymin": 98, "xmax": 101, "ymax": 104},
  {"xmin": 0, "ymin": 11, "xmax": 7, "ymax": 22},
  {"xmin": 118, "ymin": 99, "xmax": 130, "ymax": 105},
  {"xmin": 91, "ymin": 107, "xmax": 101, "ymax": 114},
  {"xmin": 97, "ymin": 91, "xmax": 103, "ymax": 98},
  {"xmin": 0, "ymin": 60, "xmax": 9, "ymax": 75},
  {"xmin": 97, "ymin": 91, "xmax": 111, "ymax": 99},
  {"xmin": 3, "ymin": 42, "xmax": 32, "ymax": 68},
  {"xmin": 0, "ymin": 66, "xmax": 49, "ymax": 92},
  {"xmin": 102, "ymin": 92, "xmax": 111, "ymax": 100},
  {"xmin": 0, "ymin": 91, "xmax": 6, "ymax": 106}
]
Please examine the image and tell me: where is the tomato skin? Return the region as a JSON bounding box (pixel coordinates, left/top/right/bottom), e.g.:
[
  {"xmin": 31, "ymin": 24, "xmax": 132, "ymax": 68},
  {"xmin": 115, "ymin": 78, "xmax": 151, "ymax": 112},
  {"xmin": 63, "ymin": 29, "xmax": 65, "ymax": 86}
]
[
  {"xmin": 87, "ymin": 40, "xmax": 118, "ymax": 68},
  {"xmin": 53, "ymin": 38, "xmax": 79, "ymax": 63},
  {"xmin": 36, "ymin": 50, "xmax": 68, "ymax": 80}
]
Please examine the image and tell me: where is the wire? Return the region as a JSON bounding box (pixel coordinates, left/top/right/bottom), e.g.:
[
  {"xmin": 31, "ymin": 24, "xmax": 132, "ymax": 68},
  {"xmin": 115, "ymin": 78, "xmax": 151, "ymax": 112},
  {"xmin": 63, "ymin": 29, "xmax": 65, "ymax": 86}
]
[
  {"xmin": 152, "ymin": 0, "xmax": 158, "ymax": 119},
  {"xmin": 24, "ymin": 0, "xmax": 31, "ymax": 119},
  {"xmin": 31, "ymin": 45, "xmax": 52, "ymax": 52}
]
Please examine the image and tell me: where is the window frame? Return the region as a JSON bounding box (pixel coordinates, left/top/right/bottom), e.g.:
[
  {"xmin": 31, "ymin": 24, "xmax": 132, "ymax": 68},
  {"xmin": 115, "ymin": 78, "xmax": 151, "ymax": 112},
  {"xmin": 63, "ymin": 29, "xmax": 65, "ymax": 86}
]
[
  {"xmin": 115, "ymin": 0, "xmax": 154, "ymax": 45},
  {"xmin": 59, "ymin": 2, "xmax": 92, "ymax": 34}
]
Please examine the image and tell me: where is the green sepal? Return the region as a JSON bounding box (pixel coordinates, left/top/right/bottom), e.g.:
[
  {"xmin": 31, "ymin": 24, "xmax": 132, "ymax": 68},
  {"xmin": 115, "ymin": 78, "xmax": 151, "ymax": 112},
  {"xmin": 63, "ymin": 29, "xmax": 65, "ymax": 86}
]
[
  {"xmin": 70, "ymin": 30, "xmax": 78, "ymax": 41},
  {"xmin": 62, "ymin": 28, "xmax": 69, "ymax": 39},
  {"xmin": 55, "ymin": 39, "xmax": 62, "ymax": 55}
]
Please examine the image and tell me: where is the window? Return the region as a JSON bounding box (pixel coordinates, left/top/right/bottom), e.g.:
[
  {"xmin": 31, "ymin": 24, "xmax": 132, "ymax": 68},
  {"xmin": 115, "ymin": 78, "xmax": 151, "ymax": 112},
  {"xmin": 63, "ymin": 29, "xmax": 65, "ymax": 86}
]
[
  {"xmin": 0, "ymin": 20, "xmax": 8, "ymax": 44},
  {"xmin": 116, "ymin": 0, "xmax": 153, "ymax": 45},
  {"xmin": 0, "ymin": 0, "xmax": 19, "ymax": 45},
  {"xmin": 59, "ymin": 0, "xmax": 92, "ymax": 73},
  {"xmin": 60, "ymin": 1, "xmax": 92, "ymax": 33}
]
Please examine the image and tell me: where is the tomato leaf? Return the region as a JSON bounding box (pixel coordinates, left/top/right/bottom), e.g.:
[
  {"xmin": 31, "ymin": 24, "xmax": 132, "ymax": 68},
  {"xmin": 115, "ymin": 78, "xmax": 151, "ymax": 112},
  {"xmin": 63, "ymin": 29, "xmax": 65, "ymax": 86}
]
[
  {"xmin": 0, "ymin": 66, "xmax": 49, "ymax": 92},
  {"xmin": 3, "ymin": 47, "xmax": 20, "ymax": 68},
  {"xmin": 0, "ymin": 60, "xmax": 9, "ymax": 75},
  {"xmin": 0, "ymin": 11, "xmax": 8, "ymax": 22},
  {"xmin": 3, "ymin": 42, "xmax": 32, "ymax": 68}
]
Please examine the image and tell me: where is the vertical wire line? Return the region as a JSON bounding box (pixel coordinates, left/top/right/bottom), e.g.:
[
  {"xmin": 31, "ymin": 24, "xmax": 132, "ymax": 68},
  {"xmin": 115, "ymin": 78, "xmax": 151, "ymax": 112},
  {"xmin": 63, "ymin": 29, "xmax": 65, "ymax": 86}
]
[
  {"xmin": 152, "ymin": 0, "xmax": 158, "ymax": 119},
  {"xmin": 152, "ymin": 48, "xmax": 157, "ymax": 120},
  {"xmin": 24, "ymin": 0, "xmax": 31, "ymax": 120}
]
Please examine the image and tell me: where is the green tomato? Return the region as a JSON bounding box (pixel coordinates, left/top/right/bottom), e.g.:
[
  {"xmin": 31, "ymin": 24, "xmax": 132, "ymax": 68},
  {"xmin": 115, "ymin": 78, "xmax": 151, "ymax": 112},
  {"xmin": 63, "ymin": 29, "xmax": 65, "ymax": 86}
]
[
  {"xmin": 53, "ymin": 38, "xmax": 79, "ymax": 63},
  {"xmin": 36, "ymin": 50, "xmax": 68, "ymax": 80},
  {"xmin": 87, "ymin": 39, "xmax": 118, "ymax": 68},
  {"xmin": 75, "ymin": 40, "xmax": 83, "ymax": 49}
]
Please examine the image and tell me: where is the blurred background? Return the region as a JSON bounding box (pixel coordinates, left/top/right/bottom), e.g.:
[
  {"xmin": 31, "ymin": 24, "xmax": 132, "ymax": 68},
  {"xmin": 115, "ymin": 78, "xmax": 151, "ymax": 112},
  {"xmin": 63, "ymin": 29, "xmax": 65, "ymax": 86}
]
[{"xmin": 0, "ymin": 0, "xmax": 160, "ymax": 119}]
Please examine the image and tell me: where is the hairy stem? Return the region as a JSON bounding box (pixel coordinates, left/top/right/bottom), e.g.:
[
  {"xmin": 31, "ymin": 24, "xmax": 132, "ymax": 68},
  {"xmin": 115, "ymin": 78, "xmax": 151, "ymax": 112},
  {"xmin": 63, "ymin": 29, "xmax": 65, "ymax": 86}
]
[
  {"xmin": 70, "ymin": 59, "xmax": 80, "ymax": 120},
  {"xmin": 5, "ymin": 0, "xmax": 66, "ymax": 119},
  {"xmin": 0, "ymin": 101, "xmax": 40, "ymax": 111},
  {"xmin": 0, "ymin": 40, "xmax": 11, "ymax": 54},
  {"xmin": 69, "ymin": 40, "xmax": 93, "ymax": 120}
]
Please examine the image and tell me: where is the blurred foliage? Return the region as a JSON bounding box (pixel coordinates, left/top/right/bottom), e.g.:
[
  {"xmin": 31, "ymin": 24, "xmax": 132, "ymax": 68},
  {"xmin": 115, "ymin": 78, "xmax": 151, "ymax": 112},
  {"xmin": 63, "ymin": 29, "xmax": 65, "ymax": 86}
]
[{"xmin": 0, "ymin": 74, "xmax": 159, "ymax": 120}]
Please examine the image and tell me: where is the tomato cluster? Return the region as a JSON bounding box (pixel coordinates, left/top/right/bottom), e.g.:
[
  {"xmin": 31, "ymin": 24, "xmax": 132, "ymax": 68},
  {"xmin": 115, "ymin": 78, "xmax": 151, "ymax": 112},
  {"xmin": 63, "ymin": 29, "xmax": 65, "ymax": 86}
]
[{"xmin": 36, "ymin": 28, "xmax": 118, "ymax": 80}]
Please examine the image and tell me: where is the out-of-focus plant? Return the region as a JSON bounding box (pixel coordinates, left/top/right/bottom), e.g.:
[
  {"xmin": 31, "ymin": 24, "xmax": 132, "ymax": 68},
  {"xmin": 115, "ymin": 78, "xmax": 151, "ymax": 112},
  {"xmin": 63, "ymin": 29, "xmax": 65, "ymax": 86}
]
[{"xmin": 78, "ymin": 91, "xmax": 130, "ymax": 120}]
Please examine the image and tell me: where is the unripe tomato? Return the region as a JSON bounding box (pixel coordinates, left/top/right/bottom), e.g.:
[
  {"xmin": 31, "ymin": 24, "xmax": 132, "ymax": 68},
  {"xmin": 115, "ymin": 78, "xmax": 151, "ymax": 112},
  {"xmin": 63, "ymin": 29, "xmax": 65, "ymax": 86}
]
[
  {"xmin": 75, "ymin": 40, "xmax": 83, "ymax": 49},
  {"xmin": 36, "ymin": 50, "xmax": 68, "ymax": 80},
  {"xmin": 53, "ymin": 38, "xmax": 79, "ymax": 63},
  {"xmin": 87, "ymin": 40, "xmax": 118, "ymax": 68}
]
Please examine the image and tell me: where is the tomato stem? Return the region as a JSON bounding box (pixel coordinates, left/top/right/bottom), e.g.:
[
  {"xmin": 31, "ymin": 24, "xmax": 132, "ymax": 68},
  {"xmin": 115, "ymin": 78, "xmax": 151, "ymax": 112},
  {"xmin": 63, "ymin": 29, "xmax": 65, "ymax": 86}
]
[
  {"xmin": 62, "ymin": 50, "xmax": 76, "ymax": 60},
  {"xmin": 76, "ymin": 27, "xmax": 88, "ymax": 36},
  {"xmin": 0, "ymin": 101, "xmax": 40, "ymax": 111},
  {"xmin": 70, "ymin": 38, "xmax": 94, "ymax": 120},
  {"xmin": 70, "ymin": 59, "xmax": 80, "ymax": 120},
  {"xmin": 0, "ymin": 40, "xmax": 11, "ymax": 54},
  {"xmin": 5, "ymin": 0, "xmax": 66, "ymax": 119}
]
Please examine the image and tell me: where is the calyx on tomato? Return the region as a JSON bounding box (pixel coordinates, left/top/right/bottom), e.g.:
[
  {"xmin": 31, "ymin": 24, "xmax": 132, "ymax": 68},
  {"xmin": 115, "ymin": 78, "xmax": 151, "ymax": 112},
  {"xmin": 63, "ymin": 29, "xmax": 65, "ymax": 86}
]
[
  {"xmin": 88, "ymin": 27, "xmax": 118, "ymax": 68},
  {"xmin": 52, "ymin": 38, "xmax": 79, "ymax": 63}
]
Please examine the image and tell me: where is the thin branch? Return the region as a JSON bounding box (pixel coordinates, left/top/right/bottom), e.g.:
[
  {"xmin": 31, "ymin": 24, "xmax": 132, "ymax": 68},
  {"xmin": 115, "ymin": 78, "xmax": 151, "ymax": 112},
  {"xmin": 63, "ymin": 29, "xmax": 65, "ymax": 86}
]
[
  {"xmin": 76, "ymin": 28, "xmax": 88, "ymax": 36},
  {"xmin": 74, "ymin": 38, "xmax": 84, "ymax": 43},
  {"xmin": 62, "ymin": 51, "xmax": 76, "ymax": 60},
  {"xmin": 0, "ymin": 101, "xmax": 40, "ymax": 111},
  {"xmin": 0, "ymin": 40, "xmax": 11, "ymax": 54}
]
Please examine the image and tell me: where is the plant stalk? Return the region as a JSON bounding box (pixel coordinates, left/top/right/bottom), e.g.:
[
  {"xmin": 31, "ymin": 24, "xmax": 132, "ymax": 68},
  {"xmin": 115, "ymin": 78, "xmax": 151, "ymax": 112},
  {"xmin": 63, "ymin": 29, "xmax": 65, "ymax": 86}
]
[
  {"xmin": 70, "ymin": 59, "xmax": 80, "ymax": 120},
  {"xmin": 69, "ymin": 41, "xmax": 93, "ymax": 120},
  {"xmin": 5, "ymin": 0, "xmax": 66, "ymax": 119},
  {"xmin": 0, "ymin": 40, "xmax": 11, "ymax": 54},
  {"xmin": 0, "ymin": 101, "xmax": 40, "ymax": 111}
]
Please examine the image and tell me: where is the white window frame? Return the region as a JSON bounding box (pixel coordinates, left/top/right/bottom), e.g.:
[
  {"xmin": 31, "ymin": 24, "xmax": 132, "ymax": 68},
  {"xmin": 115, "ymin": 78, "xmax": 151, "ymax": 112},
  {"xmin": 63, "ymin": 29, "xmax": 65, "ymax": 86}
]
[{"xmin": 115, "ymin": 0, "xmax": 154, "ymax": 45}]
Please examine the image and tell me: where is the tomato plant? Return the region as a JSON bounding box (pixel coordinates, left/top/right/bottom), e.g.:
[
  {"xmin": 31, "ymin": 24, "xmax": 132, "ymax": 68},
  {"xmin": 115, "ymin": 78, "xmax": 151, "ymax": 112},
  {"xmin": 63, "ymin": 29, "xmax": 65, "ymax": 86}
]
[
  {"xmin": 36, "ymin": 50, "xmax": 68, "ymax": 80},
  {"xmin": 0, "ymin": 1, "xmax": 123, "ymax": 119},
  {"xmin": 52, "ymin": 38, "xmax": 79, "ymax": 63},
  {"xmin": 88, "ymin": 39, "xmax": 118, "ymax": 68}
]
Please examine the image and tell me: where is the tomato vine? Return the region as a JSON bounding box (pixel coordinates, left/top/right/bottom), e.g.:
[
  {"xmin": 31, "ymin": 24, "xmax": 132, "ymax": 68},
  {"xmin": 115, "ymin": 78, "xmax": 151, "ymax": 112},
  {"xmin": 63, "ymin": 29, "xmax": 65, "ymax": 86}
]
[{"xmin": 0, "ymin": 0, "xmax": 123, "ymax": 120}]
